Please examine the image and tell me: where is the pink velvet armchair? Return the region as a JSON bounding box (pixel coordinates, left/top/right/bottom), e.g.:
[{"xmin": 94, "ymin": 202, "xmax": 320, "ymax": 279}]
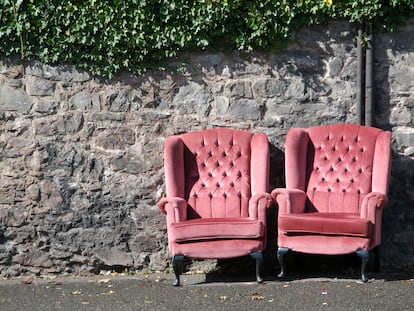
[
  {"xmin": 271, "ymin": 124, "xmax": 391, "ymax": 282},
  {"xmin": 158, "ymin": 128, "xmax": 272, "ymax": 285}
]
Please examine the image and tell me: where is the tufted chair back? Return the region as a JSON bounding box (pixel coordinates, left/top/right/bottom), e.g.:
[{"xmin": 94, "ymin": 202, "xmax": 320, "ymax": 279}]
[
  {"xmin": 166, "ymin": 128, "xmax": 268, "ymax": 220},
  {"xmin": 286, "ymin": 124, "xmax": 390, "ymax": 214}
]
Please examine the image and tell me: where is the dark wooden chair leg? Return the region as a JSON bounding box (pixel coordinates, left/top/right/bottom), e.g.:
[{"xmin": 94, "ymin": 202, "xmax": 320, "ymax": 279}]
[
  {"xmin": 277, "ymin": 247, "xmax": 290, "ymax": 278},
  {"xmin": 250, "ymin": 252, "xmax": 264, "ymax": 283},
  {"xmin": 172, "ymin": 255, "xmax": 184, "ymax": 286},
  {"xmin": 356, "ymin": 250, "xmax": 369, "ymax": 282}
]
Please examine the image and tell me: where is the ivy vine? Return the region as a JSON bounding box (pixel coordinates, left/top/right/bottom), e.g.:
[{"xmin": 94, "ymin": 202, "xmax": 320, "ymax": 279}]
[{"xmin": 0, "ymin": 0, "xmax": 413, "ymax": 77}]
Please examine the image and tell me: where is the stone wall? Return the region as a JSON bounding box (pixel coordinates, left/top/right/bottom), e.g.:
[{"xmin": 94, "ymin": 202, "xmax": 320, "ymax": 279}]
[{"xmin": 0, "ymin": 19, "xmax": 413, "ymax": 277}]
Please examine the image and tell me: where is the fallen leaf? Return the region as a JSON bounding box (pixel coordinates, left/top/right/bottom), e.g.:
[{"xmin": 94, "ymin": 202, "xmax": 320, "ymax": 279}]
[
  {"xmin": 252, "ymin": 294, "xmax": 265, "ymax": 301},
  {"xmin": 21, "ymin": 278, "xmax": 33, "ymax": 285},
  {"xmin": 80, "ymin": 301, "xmax": 90, "ymax": 305},
  {"xmin": 98, "ymin": 279, "xmax": 111, "ymax": 284}
]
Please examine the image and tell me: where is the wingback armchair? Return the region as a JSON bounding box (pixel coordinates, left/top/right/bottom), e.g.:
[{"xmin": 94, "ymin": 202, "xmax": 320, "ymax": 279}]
[
  {"xmin": 159, "ymin": 128, "xmax": 272, "ymax": 285},
  {"xmin": 271, "ymin": 124, "xmax": 391, "ymax": 282}
]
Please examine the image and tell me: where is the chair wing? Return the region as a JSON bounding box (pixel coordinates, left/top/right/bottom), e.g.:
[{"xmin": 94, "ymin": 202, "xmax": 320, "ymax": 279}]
[
  {"xmin": 159, "ymin": 128, "xmax": 272, "ymax": 285},
  {"xmin": 271, "ymin": 123, "xmax": 391, "ymax": 282}
]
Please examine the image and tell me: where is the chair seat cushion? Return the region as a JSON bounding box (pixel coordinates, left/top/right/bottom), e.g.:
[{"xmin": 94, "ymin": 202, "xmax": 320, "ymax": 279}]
[
  {"xmin": 279, "ymin": 213, "xmax": 372, "ymax": 238},
  {"xmin": 170, "ymin": 218, "xmax": 264, "ymax": 242}
]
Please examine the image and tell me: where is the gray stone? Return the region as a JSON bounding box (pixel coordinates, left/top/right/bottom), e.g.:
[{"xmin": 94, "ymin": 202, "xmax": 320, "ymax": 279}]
[
  {"xmin": 69, "ymin": 93, "xmax": 101, "ymax": 111},
  {"xmin": 25, "ymin": 77, "xmax": 55, "ymax": 96},
  {"xmin": 0, "ymin": 85, "xmax": 33, "ymax": 113},
  {"xmin": 172, "ymin": 81, "xmax": 211, "ymax": 116},
  {"xmin": 224, "ymin": 80, "xmax": 253, "ymax": 98},
  {"xmin": 328, "ymin": 57, "xmax": 344, "ymax": 77},
  {"xmin": 253, "ymin": 78, "xmax": 288, "ymax": 98},
  {"xmin": 228, "ymin": 98, "xmax": 262, "ymax": 120},
  {"xmin": 395, "ymin": 127, "xmax": 414, "ymax": 148},
  {"xmin": 33, "ymin": 100, "xmax": 60, "ymax": 114},
  {"xmin": 93, "ymin": 248, "xmax": 134, "ymax": 267},
  {"xmin": 26, "ymin": 62, "xmax": 90, "ymax": 82},
  {"xmin": 94, "ymin": 127, "xmax": 135, "ymax": 150},
  {"xmin": 108, "ymin": 89, "xmax": 131, "ymax": 112}
]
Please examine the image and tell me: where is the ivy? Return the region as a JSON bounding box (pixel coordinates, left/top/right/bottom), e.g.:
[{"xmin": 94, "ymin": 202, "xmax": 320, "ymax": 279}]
[{"xmin": 0, "ymin": 0, "xmax": 413, "ymax": 77}]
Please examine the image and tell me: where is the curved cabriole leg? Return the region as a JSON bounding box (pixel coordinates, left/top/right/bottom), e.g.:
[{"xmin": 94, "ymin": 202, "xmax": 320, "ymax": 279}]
[
  {"xmin": 277, "ymin": 247, "xmax": 290, "ymax": 278},
  {"xmin": 172, "ymin": 255, "xmax": 184, "ymax": 286},
  {"xmin": 356, "ymin": 250, "xmax": 369, "ymax": 283},
  {"xmin": 250, "ymin": 252, "xmax": 264, "ymax": 283}
]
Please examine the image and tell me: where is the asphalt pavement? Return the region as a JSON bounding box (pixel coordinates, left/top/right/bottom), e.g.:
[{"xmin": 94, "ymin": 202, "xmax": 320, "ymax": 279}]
[{"xmin": 1, "ymin": 268, "xmax": 414, "ymax": 311}]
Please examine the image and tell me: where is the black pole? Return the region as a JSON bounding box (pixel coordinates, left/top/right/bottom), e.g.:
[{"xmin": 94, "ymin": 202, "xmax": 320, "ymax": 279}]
[
  {"xmin": 365, "ymin": 23, "xmax": 373, "ymax": 126},
  {"xmin": 356, "ymin": 24, "xmax": 365, "ymax": 125}
]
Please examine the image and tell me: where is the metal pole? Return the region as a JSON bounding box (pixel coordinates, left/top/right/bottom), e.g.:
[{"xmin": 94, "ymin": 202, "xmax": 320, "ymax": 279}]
[
  {"xmin": 356, "ymin": 24, "xmax": 365, "ymax": 125},
  {"xmin": 365, "ymin": 23, "xmax": 373, "ymax": 126}
]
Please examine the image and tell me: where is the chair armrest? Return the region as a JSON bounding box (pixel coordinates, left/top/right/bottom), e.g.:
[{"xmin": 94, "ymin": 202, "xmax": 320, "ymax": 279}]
[
  {"xmin": 158, "ymin": 197, "xmax": 188, "ymax": 223},
  {"xmin": 360, "ymin": 192, "xmax": 388, "ymax": 223},
  {"xmin": 249, "ymin": 193, "xmax": 273, "ymax": 221},
  {"xmin": 271, "ymin": 188, "xmax": 306, "ymax": 215}
]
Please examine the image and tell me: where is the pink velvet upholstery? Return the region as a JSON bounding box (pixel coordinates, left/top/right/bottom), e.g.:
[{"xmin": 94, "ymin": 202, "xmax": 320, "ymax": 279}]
[
  {"xmin": 159, "ymin": 128, "xmax": 272, "ymax": 285},
  {"xmin": 271, "ymin": 124, "xmax": 391, "ymax": 281}
]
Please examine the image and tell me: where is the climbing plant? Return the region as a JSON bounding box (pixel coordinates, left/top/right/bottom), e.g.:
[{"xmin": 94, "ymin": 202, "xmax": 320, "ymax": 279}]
[{"xmin": 0, "ymin": 0, "xmax": 413, "ymax": 77}]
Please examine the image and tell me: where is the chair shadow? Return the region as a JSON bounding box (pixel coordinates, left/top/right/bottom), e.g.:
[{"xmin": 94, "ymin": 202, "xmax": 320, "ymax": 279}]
[{"xmin": 200, "ymin": 252, "xmax": 414, "ymax": 284}]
